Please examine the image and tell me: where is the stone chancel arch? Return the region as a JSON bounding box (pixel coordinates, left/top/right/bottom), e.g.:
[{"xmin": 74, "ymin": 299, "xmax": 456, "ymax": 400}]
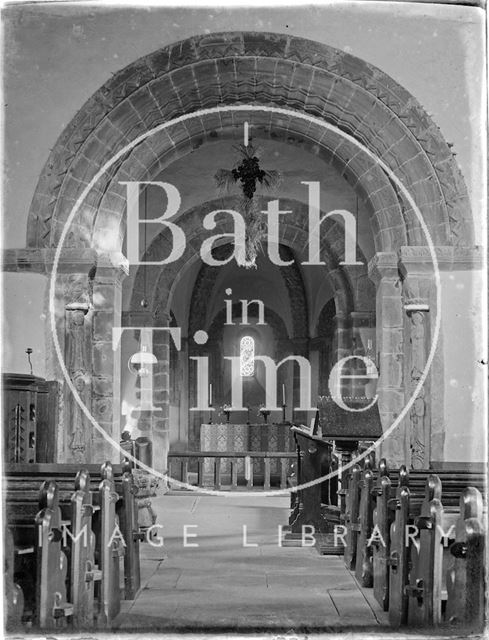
[
  {"xmin": 19, "ymin": 30, "xmax": 481, "ymax": 473},
  {"xmin": 26, "ymin": 31, "xmax": 472, "ymax": 252},
  {"xmin": 2, "ymin": 12, "xmax": 486, "ymax": 633}
]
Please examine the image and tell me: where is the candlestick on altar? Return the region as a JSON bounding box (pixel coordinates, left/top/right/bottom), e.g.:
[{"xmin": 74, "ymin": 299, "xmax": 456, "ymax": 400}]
[
  {"xmin": 247, "ymin": 406, "xmax": 250, "ymax": 425},
  {"xmin": 208, "ymin": 404, "xmax": 213, "ymax": 424},
  {"xmin": 209, "ymin": 383, "xmax": 213, "ymax": 406},
  {"xmin": 282, "ymin": 384, "xmax": 286, "ymax": 405},
  {"xmin": 282, "ymin": 403, "xmax": 286, "ymax": 423}
]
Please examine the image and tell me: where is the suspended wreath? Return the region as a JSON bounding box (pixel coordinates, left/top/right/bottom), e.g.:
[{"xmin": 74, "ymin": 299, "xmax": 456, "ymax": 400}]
[{"xmin": 214, "ymin": 143, "xmax": 282, "ymax": 268}]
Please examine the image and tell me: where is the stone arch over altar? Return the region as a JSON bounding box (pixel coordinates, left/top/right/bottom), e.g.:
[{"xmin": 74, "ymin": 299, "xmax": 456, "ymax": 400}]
[{"xmin": 18, "ymin": 31, "xmax": 480, "ymax": 473}]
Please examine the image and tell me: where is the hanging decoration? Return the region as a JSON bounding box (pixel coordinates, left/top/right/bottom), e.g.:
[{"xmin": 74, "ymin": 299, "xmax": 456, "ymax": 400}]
[{"xmin": 214, "ymin": 124, "xmax": 281, "ymax": 268}]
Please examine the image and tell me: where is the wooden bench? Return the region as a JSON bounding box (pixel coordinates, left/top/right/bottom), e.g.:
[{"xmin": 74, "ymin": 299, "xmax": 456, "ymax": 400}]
[
  {"xmin": 4, "ymin": 461, "xmax": 143, "ymax": 601},
  {"xmin": 350, "ymin": 461, "xmax": 486, "ymax": 613},
  {"xmin": 339, "ymin": 461, "xmax": 486, "ymax": 628},
  {"xmin": 3, "ymin": 461, "xmax": 144, "ymax": 630},
  {"xmin": 69, "ymin": 469, "xmax": 100, "ymax": 628},
  {"xmin": 446, "ymin": 487, "xmax": 485, "ymax": 627},
  {"xmin": 386, "ymin": 473, "xmax": 486, "ymax": 628},
  {"xmin": 5, "ymin": 478, "xmax": 74, "ymax": 629}
]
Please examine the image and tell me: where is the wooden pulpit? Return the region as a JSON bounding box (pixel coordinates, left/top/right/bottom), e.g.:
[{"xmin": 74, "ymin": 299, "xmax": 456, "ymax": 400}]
[{"xmin": 317, "ymin": 396, "xmax": 382, "ymax": 466}]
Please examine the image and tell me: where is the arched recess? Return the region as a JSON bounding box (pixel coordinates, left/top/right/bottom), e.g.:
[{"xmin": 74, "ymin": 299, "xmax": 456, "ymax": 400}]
[
  {"xmin": 26, "ymin": 31, "xmax": 473, "ymax": 252},
  {"xmin": 315, "ymin": 298, "xmax": 337, "ymax": 396},
  {"xmin": 187, "ymin": 302, "xmax": 292, "ymax": 445},
  {"xmin": 127, "ymin": 195, "xmax": 363, "ymax": 326},
  {"xmin": 30, "ymin": 31, "xmax": 475, "ymax": 470},
  {"xmin": 187, "ymin": 243, "xmax": 309, "ymax": 340}
]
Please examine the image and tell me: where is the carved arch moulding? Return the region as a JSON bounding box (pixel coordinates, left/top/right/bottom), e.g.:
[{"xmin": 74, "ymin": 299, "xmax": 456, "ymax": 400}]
[{"xmin": 25, "ymin": 31, "xmax": 473, "ymax": 254}]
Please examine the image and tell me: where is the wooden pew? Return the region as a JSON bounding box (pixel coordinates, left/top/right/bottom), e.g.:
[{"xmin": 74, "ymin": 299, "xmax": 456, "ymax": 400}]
[
  {"xmin": 387, "ymin": 473, "xmax": 486, "ymax": 627},
  {"xmin": 96, "ymin": 467, "xmax": 123, "ymax": 627},
  {"xmin": 3, "ymin": 461, "xmax": 143, "ymax": 630},
  {"xmin": 70, "ymin": 469, "xmax": 101, "ymax": 628},
  {"xmin": 6, "ymin": 479, "xmax": 75, "ymax": 629},
  {"xmin": 4, "ymin": 461, "xmax": 142, "ymax": 601},
  {"xmin": 338, "ymin": 460, "xmax": 486, "ymax": 628},
  {"xmin": 406, "ymin": 480, "xmax": 486, "ymax": 628},
  {"xmin": 343, "ymin": 463, "xmax": 361, "ymax": 570},
  {"xmin": 35, "ymin": 481, "xmax": 73, "ymax": 628},
  {"xmin": 354, "ymin": 458, "xmax": 375, "ymax": 586},
  {"xmin": 342, "ymin": 455, "xmax": 375, "ymax": 571},
  {"xmin": 370, "ymin": 463, "xmax": 485, "ymax": 613},
  {"xmin": 405, "ymin": 475, "xmax": 454, "ymax": 626},
  {"xmin": 4, "ymin": 527, "xmax": 24, "ymax": 629},
  {"xmin": 370, "ymin": 459, "xmax": 394, "ymax": 610},
  {"xmin": 120, "ymin": 466, "xmax": 144, "ymax": 598},
  {"xmin": 387, "ymin": 481, "xmax": 412, "ymax": 627},
  {"xmin": 463, "ymin": 513, "xmax": 486, "ymax": 627},
  {"xmin": 446, "ymin": 487, "xmax": 485, "ymax": 629}
]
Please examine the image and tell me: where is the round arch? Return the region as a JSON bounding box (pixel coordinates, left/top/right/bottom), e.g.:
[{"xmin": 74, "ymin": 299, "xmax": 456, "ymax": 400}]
[
  {"xmin": 126, "ymin": 195, "xmax": 364, "ymax": 325},
  {"xmin": 187, "ymin": 243, "xmax": 309, "ymax": 340},
  {"xmin": 26, "ymin": 31, "xmax": 472, "ymax": 252}
]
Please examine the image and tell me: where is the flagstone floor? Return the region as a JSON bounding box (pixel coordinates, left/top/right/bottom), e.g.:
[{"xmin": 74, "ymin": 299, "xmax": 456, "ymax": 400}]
[{"xmin": 114, "ymin": 492, "xmax": 389, "ymax": 634}]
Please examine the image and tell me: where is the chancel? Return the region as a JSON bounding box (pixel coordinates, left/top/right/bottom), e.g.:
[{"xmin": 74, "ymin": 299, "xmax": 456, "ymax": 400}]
[{"xmin": 2, "ymin": 3, "xmax": 486, "ymax": 635}]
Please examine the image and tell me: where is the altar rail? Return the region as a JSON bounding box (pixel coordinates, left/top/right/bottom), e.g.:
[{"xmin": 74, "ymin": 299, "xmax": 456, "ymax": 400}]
[{"xmin": 168, "ymin": 451, "xmax": 296, "ymax": 490}]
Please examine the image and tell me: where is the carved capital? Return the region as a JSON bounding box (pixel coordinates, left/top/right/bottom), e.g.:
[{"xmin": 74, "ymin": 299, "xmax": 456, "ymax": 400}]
[
  {"xmin": 367, "ymin": 252, "xmax": 398, "ymax": 285},
  {"xmin": 64, "ymin": 273, "xmax": 92, "ymax": 309},
  {"xmin": 93, "ymin": 251, "xmax": 128, "ymax": 284}
]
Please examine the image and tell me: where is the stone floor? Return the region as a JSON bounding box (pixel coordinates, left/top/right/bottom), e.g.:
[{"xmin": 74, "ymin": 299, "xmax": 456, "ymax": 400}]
[{"xmin": 114, "ymin": 492, "xmax": 389, "ymax": 634}]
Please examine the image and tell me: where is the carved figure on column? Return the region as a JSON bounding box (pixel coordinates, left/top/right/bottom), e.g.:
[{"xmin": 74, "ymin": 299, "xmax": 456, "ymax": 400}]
[
  {"xmin": 65, "ymin": 275, "xmax": 92, "ymax": 463},
  {"xmin": 408, "ymin": 310, "xmax": 427, "ymax": 469}
]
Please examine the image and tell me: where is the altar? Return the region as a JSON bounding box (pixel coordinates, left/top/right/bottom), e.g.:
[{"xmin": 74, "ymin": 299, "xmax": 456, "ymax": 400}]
[{"xmin": 200, "ymin": 422, "xmax": 295, "ymax": 483}]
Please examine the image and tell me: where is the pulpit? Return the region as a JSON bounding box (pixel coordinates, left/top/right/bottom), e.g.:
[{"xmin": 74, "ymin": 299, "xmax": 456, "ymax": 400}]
[
  {"xmin": 318, "ymin": 395, "xmax": 382, "ymax": 465},
  {"xmin": 284, "ymin": 399, "xmax": 382, "ymax": 552},
  {"xmin": 317, "ymin": 396, "xmax": 382, "ymax": 520},
  {"xmin": 288, "ymin": 427, "xmax": 337, "ymax": 531}
]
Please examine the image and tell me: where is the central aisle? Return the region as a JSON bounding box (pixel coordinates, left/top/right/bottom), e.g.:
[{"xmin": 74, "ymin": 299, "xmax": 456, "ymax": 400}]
[{"xmin": 114, "ymin": 493, "xmax": 388, "ymax": 633}]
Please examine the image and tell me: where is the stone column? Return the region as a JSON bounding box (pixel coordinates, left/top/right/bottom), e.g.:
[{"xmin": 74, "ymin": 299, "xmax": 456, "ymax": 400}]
[
  {"xmin": 368, "ymin": 252, "xmax": 406, "ymax": 466},
  {"xmin": 275, "ymin": 337, "xmax": 292, "ymax": 422},
  {"xmin": 124, "ymin": 309, "xmax": 171, "ymax": 477},
  {"xmin": 90, "ymin": 256, "xmax": 126, "ymax": 462},
  {"xmin": 65, "ymin": 294, "xmax": 91, "ymax": 463},
  {"xmin": 152, "ymin": 312, "xmax": 172, "ymax": 481},
  {"xmin": 177, "ymin": 336, "xmax": 189, "ymax": 448},
  {"xmin": 308, "ymin": 336, "xmax": 323, "ymax": 414},
  {"xmin": 333, "ymin": 312, "xmax": 351, "ymax": 399},
  {"xmin": 51, "ymin": 250, "xmax": 127, "ymax": 464},
  {"xmin": 399, "ymin": 247, "xmax": 438, "ymax": 469},
  {"xmin": 125, "ymin": 309, "xmax": 155, "ymax": 438},
  {"xmin": 333, "ymin": 312, "xmax": 350, "ymax": 361},
  {"xmin": 290, "ymin": 337, "xmax": 309, "ymax": 425},
  {"xmin": 349, "ymin": 311, "xmax": 375, "ymax": 400}
]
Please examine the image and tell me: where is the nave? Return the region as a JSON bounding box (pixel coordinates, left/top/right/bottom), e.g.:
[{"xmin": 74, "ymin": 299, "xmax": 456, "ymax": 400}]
[
  {"xmin": 114, "ymin": 492, "xmax": 387, "ymax": 633},
  {"xmin": 3, "ymin": 452, "xmax": 485, "ymax": 635},
  {"xmin": 3, "ymin": 7, "xmax": 486, "ymax": 638}
]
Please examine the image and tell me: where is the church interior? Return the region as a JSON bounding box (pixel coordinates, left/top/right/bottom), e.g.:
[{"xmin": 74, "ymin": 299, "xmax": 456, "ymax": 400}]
[{"xmin": 2, "ymin": 3, "xmax": 486, "ymax": 636}]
